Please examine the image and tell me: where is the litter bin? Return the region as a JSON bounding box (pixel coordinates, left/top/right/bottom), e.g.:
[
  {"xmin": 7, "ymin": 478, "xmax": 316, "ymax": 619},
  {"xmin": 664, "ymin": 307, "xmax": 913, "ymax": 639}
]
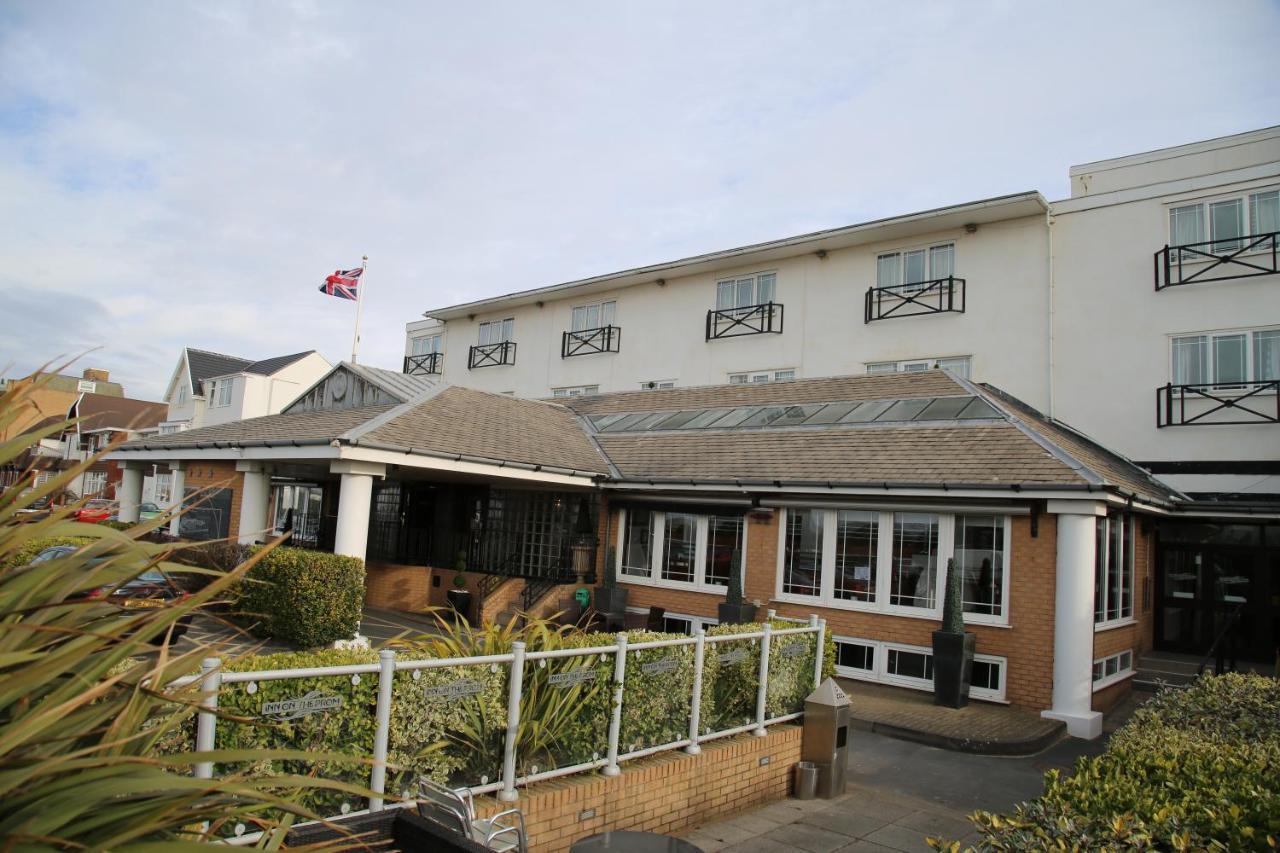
[
  {"xmin": 802, "ymin": 678, "xmax": 850, "ymax": 799},
  {"xmin": 792, "ymin": 761, "xmax": 819, "ymax": 800}
]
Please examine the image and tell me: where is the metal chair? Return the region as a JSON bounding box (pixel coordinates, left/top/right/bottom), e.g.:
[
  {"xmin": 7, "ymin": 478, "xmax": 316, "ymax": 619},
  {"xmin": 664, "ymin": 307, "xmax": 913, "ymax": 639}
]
[{"xmin": 416, "ymin": 778, "xmax": 528, "ymax": 853}]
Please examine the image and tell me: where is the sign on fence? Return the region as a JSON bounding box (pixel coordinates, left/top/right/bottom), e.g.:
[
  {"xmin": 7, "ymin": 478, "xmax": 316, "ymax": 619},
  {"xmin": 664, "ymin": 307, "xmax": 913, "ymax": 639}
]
[
  {"xmin": 548, "ymin": 668, "xmax": 598, "ymax": 688},
  {"xmin": 718, "ymin": 647, "xmax": 749, "ymax": 665},
  {"xmin": 779, "ymin": 642, "xmax": 808, "ymax": 659},
  {"xmin": 423, "ymin": 678, "xmax": 487, "ymax": 700},
  {"xmin": 261, "ymin": 691, "xmax": 343, "ymax": 721},
  {"xmin": 641, "ymin": 657, "xmax": 679, "ymax": 675}
]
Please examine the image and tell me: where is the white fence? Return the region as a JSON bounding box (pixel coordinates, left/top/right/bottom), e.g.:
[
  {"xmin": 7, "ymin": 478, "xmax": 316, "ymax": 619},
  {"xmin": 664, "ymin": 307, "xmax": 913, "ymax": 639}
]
[{"xmin": 176, "ymin": 613, "xmax": 826, "ymax": 812}]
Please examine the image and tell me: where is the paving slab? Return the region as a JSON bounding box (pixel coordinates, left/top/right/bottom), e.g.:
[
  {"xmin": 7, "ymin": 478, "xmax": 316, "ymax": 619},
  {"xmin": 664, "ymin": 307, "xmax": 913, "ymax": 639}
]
[{"xmin": 761, "ymin": 823, "xmax": 851, "ymax": 853}]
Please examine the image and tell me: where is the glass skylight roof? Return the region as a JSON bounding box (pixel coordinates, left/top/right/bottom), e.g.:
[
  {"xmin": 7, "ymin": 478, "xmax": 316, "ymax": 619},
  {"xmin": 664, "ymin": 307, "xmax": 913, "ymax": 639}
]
[{"xmin": 589, "ymin": 395, "xmax": 1003, "ymax": 433}]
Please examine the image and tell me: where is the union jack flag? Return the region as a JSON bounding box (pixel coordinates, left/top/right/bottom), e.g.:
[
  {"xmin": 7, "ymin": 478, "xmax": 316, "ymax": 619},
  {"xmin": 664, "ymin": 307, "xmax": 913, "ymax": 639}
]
[{"xmin": 318, "ymin": 266, "xmax": 362, "ymax": 300}]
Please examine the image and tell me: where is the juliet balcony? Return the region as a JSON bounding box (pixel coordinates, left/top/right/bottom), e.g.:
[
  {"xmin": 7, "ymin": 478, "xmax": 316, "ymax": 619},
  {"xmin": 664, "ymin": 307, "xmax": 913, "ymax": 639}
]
[
  {"xmin": 561, "ymin": 325, "xmax": 621, "ymax": 358},
  {"xmin": 1154, "ymin": 232, "xmax": 1278, "ymax": 291},
  {"xmin": 705, "ymin": 302, "xmax": 784, "ymax": 340},
  {"xmin": 468, "ymin": 341, "xmax": 517, "ymax": 369},
  {"xmin": 864, "ymin": 276, "xmax": 966, "ymax": 323},
  {"xmin": 1156, "ymin": 380, "xmax": 1280, "ymax": 427},
  {"xmin": 403, "ymin": 352, "xmax": 443, "ymax": 376}
]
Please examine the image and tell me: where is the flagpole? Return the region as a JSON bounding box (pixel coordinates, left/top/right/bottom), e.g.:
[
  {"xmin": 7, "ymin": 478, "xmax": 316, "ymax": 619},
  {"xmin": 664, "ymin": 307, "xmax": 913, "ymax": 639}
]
[{"xmin": 351, "ymin": 254, "xmax": 367, "ymax": 364}]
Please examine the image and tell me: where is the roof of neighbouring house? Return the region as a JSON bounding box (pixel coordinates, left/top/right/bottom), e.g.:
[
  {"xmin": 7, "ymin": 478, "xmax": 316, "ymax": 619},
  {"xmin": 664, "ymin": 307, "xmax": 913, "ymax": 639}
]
[
  {"xmin": 184, "ymin": 348, "xmax": 322, "ymax": 391},
  {"xmin": 242, "ymin": 351, "xmax": 317, "ymax": 376},
  {"xmin": 72, "ymin": 393, "xmax": 168, "ymax": 433}
]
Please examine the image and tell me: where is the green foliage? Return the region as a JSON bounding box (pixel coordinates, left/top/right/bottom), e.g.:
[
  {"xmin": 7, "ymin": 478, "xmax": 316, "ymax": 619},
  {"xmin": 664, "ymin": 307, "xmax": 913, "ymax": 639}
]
[
  {"xmin": 941, "ymin": 556, "xmax": 963, "ymax": 634},
  {"xmin": 101, "ymin": 519, "xmax": 134, "ymax": 532},
  {"xmin": 932, "ymin": 673, "xmax": 1280, "ymax": 851},
  {"xmin": 236, "ymin": 545, "xmax": 365, "ymax": 647},
  {"xmin": 0, "ymin": 534, "xmax": 93, "ymax": 569}
]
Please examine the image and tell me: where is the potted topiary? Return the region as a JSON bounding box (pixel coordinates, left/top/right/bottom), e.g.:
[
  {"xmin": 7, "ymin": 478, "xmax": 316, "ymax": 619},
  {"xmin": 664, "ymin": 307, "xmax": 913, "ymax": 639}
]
[
  {"xmin": 446, "ymin": 549, "xmax": 472, "ymax": 622},
  {"xmin": 932, "ymin": 557, "xmax": 975, "ymax": 708},
  {"xmin": 717, "ymin": 549, "xmax": 756, "ymax": 624}
]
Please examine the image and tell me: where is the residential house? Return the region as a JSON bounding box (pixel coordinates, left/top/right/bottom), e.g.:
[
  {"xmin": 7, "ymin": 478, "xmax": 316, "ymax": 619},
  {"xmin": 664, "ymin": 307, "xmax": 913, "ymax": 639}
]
[
  {"xmin": 27, "ymin": 391, "xmax": 166, "ymax": 498},
  {"xmin": 159, "ymin": 347, "xmax": 331, "ymax": 433},
  {"xmin": 0, "ymin": 368, "xmax": 124, "ymax": 444}
]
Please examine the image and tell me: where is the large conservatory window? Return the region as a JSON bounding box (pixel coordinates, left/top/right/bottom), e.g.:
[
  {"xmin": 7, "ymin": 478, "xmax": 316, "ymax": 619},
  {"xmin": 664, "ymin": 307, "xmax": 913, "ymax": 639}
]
[
  {"xmin": 889, "ymin": 513, "xmax": 939, "ymax": 610},
  {"xmin": 616, "ymin": 509, "xmax": 740, "ymax": 593},
  {"xmin": 1095, "ymin": 513, "xmax": 1135, "ymax": 626}
]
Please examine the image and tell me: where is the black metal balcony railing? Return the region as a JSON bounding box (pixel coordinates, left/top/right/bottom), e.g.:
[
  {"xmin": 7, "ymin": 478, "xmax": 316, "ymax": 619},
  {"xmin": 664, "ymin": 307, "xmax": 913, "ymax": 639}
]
[
  {"xmin": 1157, "ymin": 380, "xmax": 1280, "ymax": 427},
  {"xmin": 1155, "ymin": 231, "xmax": 1278, "ymax": 290},
  {"xmin": 705, "ymin": 302, "xmax": 784, "ymax": 340},
  {"xmin": 403, "ymin": 352, "xmax": 443, "ymax": 375},
  {"xmin": 864, "ymin": 276, "xmax": 966, "ymax": 323},
  {"xmin": 562, "ymin": 325, "xmax": 621, "ymax": 358},
  {"xmin": 468, "ymin": 340, "xmax": 517, "ymax": 369}
]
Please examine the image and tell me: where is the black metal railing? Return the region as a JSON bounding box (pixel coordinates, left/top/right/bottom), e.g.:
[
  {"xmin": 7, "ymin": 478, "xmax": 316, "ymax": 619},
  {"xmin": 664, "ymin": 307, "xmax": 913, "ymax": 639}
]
[
  {"xmin": 1155, "ymin": 231, "xmax": 1278, "ymax": 290},
  {"xmin": 864, "ymin": 276, "xmax": 966, "ymax": 323},
  {"xmin": 561, "ymin": 325, "xmax": 621, "ymax": 358},
  {"xmin": 1197, "ymin": 602, "xmax": 1246, "ymax": 677},
  {"xmin": 1157, "ymin": 380, "xmax": 1280, "ymax": 427},
  {"xmin": 521, "ymin": 576, "xmax": 563, "ymax": 612},
  {"xmin": 705, "ymin": 302, "xmax": 784, "ymax": 340},
  {"xmin": 403, "ymin": 352, "xmax": 443, "ymax": 375},
  {"xmin": 468, "ymin": 340, "xmax": 517, "ymax": 369},
  {"xmin": 475, "ymin": 572, "xmax": 506, "ymax": 600}
]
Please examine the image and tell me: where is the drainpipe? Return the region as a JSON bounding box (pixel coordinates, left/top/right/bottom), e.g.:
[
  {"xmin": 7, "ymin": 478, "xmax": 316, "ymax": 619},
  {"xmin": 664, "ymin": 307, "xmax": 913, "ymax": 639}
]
[{"xmin": 1047, "ymin": 208, "xmax": 1057, "ymax": 419}]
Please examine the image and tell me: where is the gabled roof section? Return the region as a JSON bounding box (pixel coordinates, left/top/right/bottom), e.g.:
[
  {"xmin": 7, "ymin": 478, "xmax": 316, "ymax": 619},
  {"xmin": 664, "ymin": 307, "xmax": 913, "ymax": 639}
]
[
  {"xmin": 120, "ymin": 404, "xmax": 396, "ymax": 449},
  {"xmin": 283, "ymin": 362, "xmax": 442, "ymax": 415},
  {"xmin": 243, "ymin": 351, "xmax": 317, "ymax": 376},
  {"xmin": 345, "ymin": 363, "xmax": 439, "ymax": 402},
  {"xmin": 184, "ymin": 348, "xmax": 255, "ymax": 392},
  {"xmin": 71, "ymin": 393, "xmax": 168, "ymax": 433}
]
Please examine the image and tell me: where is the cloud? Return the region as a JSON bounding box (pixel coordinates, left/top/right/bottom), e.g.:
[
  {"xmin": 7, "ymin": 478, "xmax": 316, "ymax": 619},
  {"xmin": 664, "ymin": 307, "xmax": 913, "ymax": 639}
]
[{"xmin": 1, "ymin": 0, "xmax": 1278, "ymax": 399}]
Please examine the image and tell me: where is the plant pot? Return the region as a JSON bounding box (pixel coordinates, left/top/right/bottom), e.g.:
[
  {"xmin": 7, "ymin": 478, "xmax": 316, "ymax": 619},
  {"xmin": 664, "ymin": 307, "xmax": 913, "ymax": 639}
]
[
  {"xmin": 597, "ymin": 585, "xmax": 629, "ymax": 614},
  {"xmin": 932, "ymin": 630, "xmax": 975, "ymax": 708},
  {"xmin": 446, "ymin": 588, "xmax": 473, "ymax": 622},
  {"xmin": 718, "ymin": 601, "xmax": 758, "ymax": 625}
]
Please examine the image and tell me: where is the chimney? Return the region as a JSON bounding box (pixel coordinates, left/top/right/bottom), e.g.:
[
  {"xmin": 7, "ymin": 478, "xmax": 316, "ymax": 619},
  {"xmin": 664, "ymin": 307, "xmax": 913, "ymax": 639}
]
[{"xmin": 82, "ymin": 368, "xmax": 110, "ymax": 383}]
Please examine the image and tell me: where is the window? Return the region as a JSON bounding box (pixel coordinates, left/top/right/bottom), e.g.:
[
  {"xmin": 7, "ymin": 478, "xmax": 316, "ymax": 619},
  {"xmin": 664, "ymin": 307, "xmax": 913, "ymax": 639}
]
[
  {"xmin": 478, "ymin": 318, "xmax": 514, "ymax": 345},
  {"xmin": 776, "ymin": 508, "xmax": 1010, "ymax": 623},
  {"xmin": 77, "ymin": 380, "xmax": 96, "ymax": 393},
  {"xmin": 1171, "ymin": 328, "xmax": 1279, "ymax": 386},
  {"xmin": 866, "ymin": 356, "xmax": 971, "ymax": 379},
  {"xmin": 877, "ymin": 243, "xmax": 955, "ymax": 293},
  {"xmin": 833, "ymin": 636, "xmax": 1006, "ymax": 702},
  {"xmin": 886, "ymin": 647, "xmax": 933, "ymax": 683},
  {"xmin": 640, "ymin": 380, "xmax": 676, "ymax": 390},
  {"xmin": 571, "ymin": 300, "xmax": 616, "ymax": 332},
  {"xmin": 834, "ymin": 639, "xmax": 875, "ymax": 678},
  {"xmin": 154, "ymin": 473, "xmax": 172, "ymax": 505},
  {"xmin": 82, "ymin": 471, "xmax": 107, "ymax": 496},
  {"xmin": 411, "ymin": 333, "xmax": 442, "ymax": 355},
  {"xmin": 715, "ymin": 271, "xmax": 776, "ymax": 313},
  {"xmin": 1092, "ymin": 650, "xmax": 1134, "ymax": 690},
  {"xmin": 728, "ymin": 369, "xmax": 796, "ymax": 385},
  {"xmin": 1168, "ymin": 189, "xmax": 1279, "ymax": 253},
  {"xmin": 616, "ymin": 509, "xmax": 742, "ymax": 592},
  {"xmin": 552, "ymin": 385, "xmax": 599, "ymax": 398},
  {"xmin": 176, "ymin": 385, "xmax": 187, "ymax": 404},
  {"xmin": 1095, "ymin": 513, "xmax": 1135, "ymax": 626},
  {"xmin": 207, "ymin": 379, "xmax": 233, "ymax": 408},
  {"xmin": 625, "ymin": 608, "xmax": 719, "ymax": 635}
]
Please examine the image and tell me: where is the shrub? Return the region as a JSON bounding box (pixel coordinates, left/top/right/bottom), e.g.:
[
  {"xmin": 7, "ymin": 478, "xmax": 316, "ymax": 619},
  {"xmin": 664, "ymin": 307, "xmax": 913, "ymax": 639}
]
[
  {"xmin": 933, "ymin": 673, "xmax": 1280, "ymax": 851},
  {"xmin": 1, "ymin": 535, "xmax": 93, "ymax": 569},
  {"xmin": 236, "ymin": 546, "xmax": 365, "ymax": 647},
  {"xmin": 100, "ymin": 520, "xmax": 134, "ymax": 531}
]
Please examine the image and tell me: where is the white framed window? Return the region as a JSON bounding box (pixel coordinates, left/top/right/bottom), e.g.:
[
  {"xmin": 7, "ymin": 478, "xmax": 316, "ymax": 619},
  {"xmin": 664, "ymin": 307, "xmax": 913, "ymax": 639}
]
[
  {"xmin": 640, "ymin": 380, "xmax": 676, "ymax": 390},
  {"xmin": 1092, "ymin": 649, "xmax": 1134, "ymax": 690},
  {"xmin": 776, "ymin": 507, "xmax": 1011, "ymax": 625},
  {"xmin": 82, "ymin": 471, "xmax": 107, "ymax": 496},
  {"xmin": 728, "ymin": 368, "xmax": 796, "ymax": 384},
  {"xmin": 478, "ymin": 318, "xmax": 514, "ymax": 346},
  {"xmin": 866, "ymin": 356, "xmax": 971, "ymax": 379},
  {"xmin": 411, "ymin": 333, "xmax": 442, "ymax": 355},
  {"xmin": 833, "ymin": 636, "xmax": 1006, "ymax": 702},
  {"xmin": 625, "ymin": 607, "xmax": 719, "ymax": 635},
  {"xmin": 176, "ymin": 384, "xmax": 188, "ymax": 404},
  {"xmin": 615, "ymin": 508, "xmax": 743, "ymax": 595},
  {"xmin": 571, "ymin": 300, "xmax": 616, "ymax": 332},
  {"xmin": 715, "ymin": 271, "xmax": 776, "ymax": 313},
  {"xmin": 207, "ymin": 379, "xmax": 234, "ymax": 408},
  {"xmin": 1168, "ymin": 188, "xmax": 1279, "ymax": 254},
  {"xmin": 1170, "ymin": 327, "xmax": 1279, "ymax": 387},
  {"xmin": 77, "ymin": 380, "xmax": 96, "ymax": 393},
  {"xmin": 1095, "ymin": 513, "xmax": 1135, "ymax": 628},
  {"xmin": 551, "ymin": 385, "xmax": 599, "ymax": 398},
  {"xmin": 877, "ymin": 243, "xmax": 955, "ymax": 294},
  {"xmin": 154, "ymin": 473, "xmax": 172, "ymax": 506}
]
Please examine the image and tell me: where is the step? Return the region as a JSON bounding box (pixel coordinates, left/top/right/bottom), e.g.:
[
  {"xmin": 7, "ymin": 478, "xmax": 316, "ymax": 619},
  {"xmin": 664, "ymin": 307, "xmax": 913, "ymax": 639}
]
[{"xmin": 1137, "ymin": 654, "xmax": 1202, "ymax": 676}]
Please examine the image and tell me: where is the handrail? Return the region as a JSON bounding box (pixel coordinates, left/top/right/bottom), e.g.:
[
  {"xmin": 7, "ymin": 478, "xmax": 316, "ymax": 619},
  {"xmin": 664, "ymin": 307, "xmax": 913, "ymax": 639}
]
[
  {"xmin": 1155, "ymin": 230, "xmax": 1279, "ymax": 290},
  {"xmin": 403, "ymin": 352, "xmax": 443, "ymax": 375},
  {"xmin": 864, "ymin": 276, "xmax": 966, "ymax": 323},
  {"xmin": 468, "ymin": 340, "xmax": 516, "ymax": 369},
  {"xmin": 1197, "ymin": 602, "xmax": 1246, "ymax": 677},
  {"xmin": 562, "ymin": 325, "xmax": 621, "ymax": 358},
  {"xmin": 1156, "ymin": 380, "xmax": 1280, "ymax": 427},
  {"xmin": 705, "ymin": 302, "xmax": 784, "ymax": 340}
]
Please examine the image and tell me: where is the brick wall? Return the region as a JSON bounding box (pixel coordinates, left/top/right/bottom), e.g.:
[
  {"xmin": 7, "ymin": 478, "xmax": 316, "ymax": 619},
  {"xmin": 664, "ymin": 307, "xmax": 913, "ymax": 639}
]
[
  {"xmin": 366, "ymin": 563, "xmax": 433, "ymax": 611},
  {"xmin": 474, "ymin": 725, "xmax": 801, "ymax": 852},
  {"xmin": 181, "ymin": 461, "xmax": 244, "ymax": 539},
  {"xmin": 480, "ymin": 577, "xmax": 526, "ymax": 623}
]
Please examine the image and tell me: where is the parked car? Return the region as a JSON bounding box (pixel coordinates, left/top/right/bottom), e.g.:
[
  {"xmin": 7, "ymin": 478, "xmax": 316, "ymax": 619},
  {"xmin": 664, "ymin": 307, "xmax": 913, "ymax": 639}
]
[
  {"xmin": 106, "ymin": 502, "xmax": 163, "ymax": 524},
  {"xmin": 15, "ymin": 493, "xmax": 62, "ymax": 520},
  {"xmin": 74, "ymin": 499, "xmax": 117, "ymax": 524},
  {"xmin": 28, "ymin": 545, "xmax": 193, "ymax": 642}
]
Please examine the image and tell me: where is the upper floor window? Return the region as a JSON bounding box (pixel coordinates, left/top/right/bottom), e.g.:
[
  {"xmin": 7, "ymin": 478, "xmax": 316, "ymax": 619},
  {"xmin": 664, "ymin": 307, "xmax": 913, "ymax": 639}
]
[
  {"xmin": 616, "ymin": 508, "xmax": 742, "ymax": 594},
  {"xmin": 176, "ymin": 385, "xmax": 188, "ymax": 404},
  {"xmin": 208, "ymin": 379, "xmax": 233, "ymax": 408},
  {"xmin": 1095, "ymin": 513, "xmax": 1135, "ymax": 627},
  {"xmin": 877, "ymin": 243, "xmax": 954, "ymax": 293},
  {"xmin": 867, "ymin": 356, "xmax": 971, "ymax": 378},
  {"xmin": 77, "ymin": 380, "xmax": 96, "ymax": 393},
  {"xmin": 716, "ymin": 272, "xmax": 776, "ymax": 312},
  {"xmin": 640, "ymin": 380, "xmax": 676, "ymax": 390},
  {"xmin": 571, "ymin": 300, "xmax": 616, "ymax": 332},
  {"xmin": 478, "ymin": 318, "xmax": 514, "ymax": 345},
  {"xmin": 552, "ymin": 385, "xmax": 599, "ymax": 398},
  {"xmin": 729, "ymin": 369, "xmax": 796, "ymax": 384},
  {"xmin": 411, "ymin": 333, "xmax": 442, "ymax": 355},
  {"xmin": 1171, "ymin": 327, "xmax": 1279, "ymax": 387},
  {"xmin": 1169, "ymin": 189, "xmax": 1279, "ymax": 253}
]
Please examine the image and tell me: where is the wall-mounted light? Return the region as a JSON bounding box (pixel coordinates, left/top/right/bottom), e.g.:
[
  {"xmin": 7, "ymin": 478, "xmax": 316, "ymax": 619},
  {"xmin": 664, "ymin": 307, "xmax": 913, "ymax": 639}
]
[
  {"xmin": 535, "ymin": 300, "xmax": 544, "ymax": 308},
  {"xmin": 964, "ymin": 223, "xmax": 979, "ymax": 234},
  {"xmin": 656, "ymin": 278, "xmax": 666, "ymax": 287},
  {"xmin": 815, "ymin": 249, "xmax": 828, "ymax": 260}
]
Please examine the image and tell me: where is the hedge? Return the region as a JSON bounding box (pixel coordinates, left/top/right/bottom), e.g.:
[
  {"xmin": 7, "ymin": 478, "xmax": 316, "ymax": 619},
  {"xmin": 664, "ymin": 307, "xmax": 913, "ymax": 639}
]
[
  {"xmin": 1, "ymin": 535, "xmax": 94, "ymax": 570},
  {"xmin": 236, "ymin": 546, "xmax": 365, "ymax": 647},
  {"xmin": 933, "ymin": 673, "xmax": 1280, "ymax": 851}
]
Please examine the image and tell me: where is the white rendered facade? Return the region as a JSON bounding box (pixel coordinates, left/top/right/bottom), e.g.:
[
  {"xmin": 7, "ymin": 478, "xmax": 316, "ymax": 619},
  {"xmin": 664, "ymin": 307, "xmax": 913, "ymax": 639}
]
[{"xmin": 160, "ymin": 350, "xmax": 331, "ymax": 432}]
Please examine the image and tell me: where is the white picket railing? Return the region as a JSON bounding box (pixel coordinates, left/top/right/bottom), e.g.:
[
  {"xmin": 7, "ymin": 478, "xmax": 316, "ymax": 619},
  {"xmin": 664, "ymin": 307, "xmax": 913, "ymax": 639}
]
[{"xmin": 175, "ymin": 612, "xmax": 826, "ymax": 812}]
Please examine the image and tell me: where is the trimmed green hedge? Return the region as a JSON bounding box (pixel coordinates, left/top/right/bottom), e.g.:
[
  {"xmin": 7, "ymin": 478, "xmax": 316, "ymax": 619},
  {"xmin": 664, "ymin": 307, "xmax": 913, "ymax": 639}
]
[
  {"xmin": 236, "ymin": 547, "xmax": 365, "ymax": 647},
  {"xmin": 934, "ymin": 673, "xmax": 1280, "ymax": 851},
  {"xmin": 1, "ymin": 535, "xmax": 94, "ymax": 570}
]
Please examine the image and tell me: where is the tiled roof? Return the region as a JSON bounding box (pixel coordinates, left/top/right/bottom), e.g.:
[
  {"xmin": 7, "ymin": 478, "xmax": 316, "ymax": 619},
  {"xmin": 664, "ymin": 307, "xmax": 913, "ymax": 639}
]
[
  {"xmin": 126, "ymin": 405, "xmax": 395, "ymax": 448},
  {"xmin": 185, "ymin": 349, "xmax": 255, "ymax": 391},
  {"xmin": 345, "ymin": 363, "xmax": 439, "ymax": 402},
  {"xmin": 243, "ymin": 351, "xmax": 316, "ymax": 375},
  {"xmin": 75, "ymin": 394, "xmax": 167, "ymax": 432}
]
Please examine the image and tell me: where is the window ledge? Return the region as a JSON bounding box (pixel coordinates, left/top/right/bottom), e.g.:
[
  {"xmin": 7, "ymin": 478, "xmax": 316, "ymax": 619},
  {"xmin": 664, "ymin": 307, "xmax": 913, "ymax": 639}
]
[
  {"xmin": 1094, "ymin": 618, "xmax": 1137, "ymax": 633},
  {"xmin": 769, "ymin": 596, "xmax": 1009, "ymax": 628},
  {"xmin": 1092, "ymin": 670, "xmax": 1135, "ymax": 692},
  {"xmin": 618, "ymin": 576, "xmax": 727, "ymax": 597}
]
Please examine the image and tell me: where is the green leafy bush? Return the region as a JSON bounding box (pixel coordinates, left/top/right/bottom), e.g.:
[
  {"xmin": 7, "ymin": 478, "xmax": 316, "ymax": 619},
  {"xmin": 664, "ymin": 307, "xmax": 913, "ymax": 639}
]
[
  {"xmin": 100, "ymin": 520, "xmax": 134, "ymax": 532},
  {"xmin": 933, "ymin": 673, "xmax": 1280, "ymax": 851},
  {"xmin": 1, "ymin": 535, "xmax": 93, "ymax": 569},
  {"xmin": 236, "ymin": 546, "xmax": 365, "ymax": 647}
]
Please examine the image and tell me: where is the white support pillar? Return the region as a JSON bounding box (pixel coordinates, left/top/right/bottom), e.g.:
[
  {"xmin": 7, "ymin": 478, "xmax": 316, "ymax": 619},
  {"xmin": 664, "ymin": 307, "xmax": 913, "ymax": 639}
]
[
  {"xmin": 168, "ymin": 463, "xmax": 186, "ymax": 538},
  {"xmin": 330, "ymin": 460, "xmax": 385, "ymax": 562},
  {"xmin": 235, "ymin": 462, "xmax": 272, "ymax": 545},
  {"xmin": 1042, "ymin": 501, "xmax": 1106, "ymax": 740},
  {"xmin": 117, "ymin": 463, "xmax": 145, "ymax": 523}
]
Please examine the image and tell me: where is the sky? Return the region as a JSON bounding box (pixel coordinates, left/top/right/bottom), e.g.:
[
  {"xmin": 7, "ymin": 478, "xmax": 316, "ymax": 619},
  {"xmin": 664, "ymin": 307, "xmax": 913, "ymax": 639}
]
[{"xmin": 2, "ymin": 1, "xmax": 1278, "ymax": 401}]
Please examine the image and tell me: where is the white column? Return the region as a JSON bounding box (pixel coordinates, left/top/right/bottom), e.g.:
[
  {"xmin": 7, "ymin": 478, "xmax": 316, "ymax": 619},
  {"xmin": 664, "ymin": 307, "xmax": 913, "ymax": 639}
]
[
  {"xmin": 168, "ymin": 463, "xmax": 186, "ymax": 537},
  {"xmin": 236, "ymin": 462, "xmax": 271, "ymax": 545},
  {"xmin": 117, "ymin": 463, "xmax": 144, "ymax": 523},
  {"xmin": 1041, "ymin": 501, "xmax": 1106, "ymax": 740},
  {"xmin": 330, "ymin": 460, "xmax": 385, "ymax": 562}
]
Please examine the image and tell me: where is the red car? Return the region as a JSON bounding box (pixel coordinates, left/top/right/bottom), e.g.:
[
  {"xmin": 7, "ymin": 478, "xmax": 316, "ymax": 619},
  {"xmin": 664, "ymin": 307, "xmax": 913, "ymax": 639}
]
[{"xmin": 74, "ymin": 499, "xmax": 117, "ymax": 523}]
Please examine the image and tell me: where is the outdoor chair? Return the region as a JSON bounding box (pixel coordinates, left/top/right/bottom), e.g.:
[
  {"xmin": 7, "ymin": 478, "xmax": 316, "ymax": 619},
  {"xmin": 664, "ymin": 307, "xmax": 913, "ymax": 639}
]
[
  {"xmin": 416, "ymin": 778, "xmax": 528, "ymax": 853},
  {"xmin": 645, "ymin": 605, "xmax": 666, "ymax": 631}
]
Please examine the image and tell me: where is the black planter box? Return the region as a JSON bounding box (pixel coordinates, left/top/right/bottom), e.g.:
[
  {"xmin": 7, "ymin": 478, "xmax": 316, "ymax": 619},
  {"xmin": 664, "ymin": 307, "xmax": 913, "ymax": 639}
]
[
  {"xmin": 932, "ymin": 630, "xmax": 975, "ymax": 709},
  {"xmin": 718, "ymin": 601, "xmax": 758, "ymax": 625},
  {"xmin": 446, "ymin": 588, "xmax": 473, "ymax": 622}
]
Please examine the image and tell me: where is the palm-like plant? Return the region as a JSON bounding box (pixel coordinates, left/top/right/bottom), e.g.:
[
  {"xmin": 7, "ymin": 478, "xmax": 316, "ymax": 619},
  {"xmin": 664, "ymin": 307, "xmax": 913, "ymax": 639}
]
[{"xmin": 0, "ymin": 374, "xmax": 368, "ymax": 849}]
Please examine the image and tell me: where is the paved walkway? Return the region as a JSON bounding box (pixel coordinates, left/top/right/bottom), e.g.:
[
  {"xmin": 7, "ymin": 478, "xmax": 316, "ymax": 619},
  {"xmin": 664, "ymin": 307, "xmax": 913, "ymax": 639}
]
[{"xmin": 175, "ymin": 605, "xmax": 444, "ymax": 657}]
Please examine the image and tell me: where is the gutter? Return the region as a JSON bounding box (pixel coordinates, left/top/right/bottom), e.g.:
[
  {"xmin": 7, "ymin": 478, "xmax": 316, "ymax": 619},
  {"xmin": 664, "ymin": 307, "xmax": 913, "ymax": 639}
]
[{"xmin": 347, "ymin": 438, "xmax": 608, "ymax": 482}]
